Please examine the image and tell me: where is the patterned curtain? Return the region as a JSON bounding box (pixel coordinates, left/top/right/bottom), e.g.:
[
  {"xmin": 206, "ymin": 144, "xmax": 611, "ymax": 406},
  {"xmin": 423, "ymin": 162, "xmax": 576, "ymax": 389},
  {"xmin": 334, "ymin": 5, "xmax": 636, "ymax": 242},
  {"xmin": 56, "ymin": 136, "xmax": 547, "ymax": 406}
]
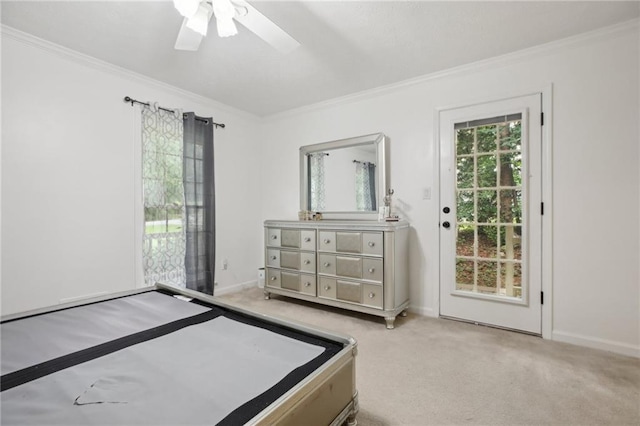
[
  {"xmin": 308, "ymin": 153, "xmax": 326, "ymax": 211},
  {"xmin": 141, "ymin": 107, "xmax": 186, "ymax": 287},
  {"xmin": 355, "ymin": 162, "xmax": 376, "ymax": 211}
]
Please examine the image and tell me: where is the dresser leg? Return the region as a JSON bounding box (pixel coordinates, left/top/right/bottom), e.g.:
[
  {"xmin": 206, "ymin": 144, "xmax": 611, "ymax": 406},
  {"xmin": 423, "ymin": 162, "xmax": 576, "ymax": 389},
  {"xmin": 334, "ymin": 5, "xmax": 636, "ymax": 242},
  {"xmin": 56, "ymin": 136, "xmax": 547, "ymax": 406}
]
[
  {"xmin": 384, "ymin": 316, "xmax": 396, "ymax": 329},
  {"xmin": 264, "ymin": 290, "xmax": 271, "ymax": 300},
  {"xmin": 400, "ymin": 310, "xmax": 408, "ymax": 317}
]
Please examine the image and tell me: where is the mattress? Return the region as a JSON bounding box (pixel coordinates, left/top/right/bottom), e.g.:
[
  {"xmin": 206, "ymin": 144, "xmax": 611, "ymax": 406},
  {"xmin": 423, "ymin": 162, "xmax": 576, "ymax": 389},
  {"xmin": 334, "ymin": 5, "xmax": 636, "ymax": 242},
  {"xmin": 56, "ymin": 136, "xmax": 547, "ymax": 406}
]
[{"xmin": 1, "ymin": 289, "xmax": 345, "ymax": 425}]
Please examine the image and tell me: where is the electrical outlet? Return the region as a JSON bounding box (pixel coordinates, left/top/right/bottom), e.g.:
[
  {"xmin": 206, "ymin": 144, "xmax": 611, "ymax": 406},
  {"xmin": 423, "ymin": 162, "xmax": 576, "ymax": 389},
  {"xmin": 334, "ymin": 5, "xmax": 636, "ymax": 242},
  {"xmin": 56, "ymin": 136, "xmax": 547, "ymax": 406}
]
[
  {"xmin": 214, "ymin": 281, "xmax": 219, "ymax": 287},
  {"xmin": 222, "ymin": 259, "xmax": 228, "ymax": 270}
]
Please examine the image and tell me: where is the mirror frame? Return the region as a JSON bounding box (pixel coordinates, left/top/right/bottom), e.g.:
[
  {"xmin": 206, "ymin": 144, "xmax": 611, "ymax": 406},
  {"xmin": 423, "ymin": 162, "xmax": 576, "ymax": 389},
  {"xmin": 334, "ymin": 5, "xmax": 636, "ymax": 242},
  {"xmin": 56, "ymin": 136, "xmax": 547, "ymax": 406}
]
[{"xmin": 300, "ymin": 132, "xmax": 388, "ymax": 220}]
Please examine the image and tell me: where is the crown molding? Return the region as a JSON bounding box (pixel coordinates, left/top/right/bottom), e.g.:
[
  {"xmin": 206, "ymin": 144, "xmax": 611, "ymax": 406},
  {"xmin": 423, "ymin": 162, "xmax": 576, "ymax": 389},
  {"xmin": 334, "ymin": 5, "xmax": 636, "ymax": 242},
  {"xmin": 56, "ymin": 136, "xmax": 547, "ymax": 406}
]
[
  {"xmin": 268, "ymin": 18, "xmax": 639, "ymax": 120},
  {"xmin": 1, "ymin": 24, "xmax": 261, "ymax": 123}
]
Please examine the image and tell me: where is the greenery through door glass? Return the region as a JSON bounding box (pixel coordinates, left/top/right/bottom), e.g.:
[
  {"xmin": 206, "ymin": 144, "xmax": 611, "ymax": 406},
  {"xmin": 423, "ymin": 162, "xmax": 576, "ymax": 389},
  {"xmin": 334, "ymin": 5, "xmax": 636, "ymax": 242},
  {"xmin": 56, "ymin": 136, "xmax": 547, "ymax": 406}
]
[{"xmin": 455, "ymin": 118, "xmax": 523, "ymax": 298}]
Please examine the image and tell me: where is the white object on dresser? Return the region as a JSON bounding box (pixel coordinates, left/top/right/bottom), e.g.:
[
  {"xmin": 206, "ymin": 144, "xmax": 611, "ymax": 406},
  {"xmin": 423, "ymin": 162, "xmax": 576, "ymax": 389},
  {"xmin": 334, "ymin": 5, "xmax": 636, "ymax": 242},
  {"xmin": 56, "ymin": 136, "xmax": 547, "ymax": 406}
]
[{"xmin": 264, "ymin": 220, "xmax": 409, "ymax": 329}]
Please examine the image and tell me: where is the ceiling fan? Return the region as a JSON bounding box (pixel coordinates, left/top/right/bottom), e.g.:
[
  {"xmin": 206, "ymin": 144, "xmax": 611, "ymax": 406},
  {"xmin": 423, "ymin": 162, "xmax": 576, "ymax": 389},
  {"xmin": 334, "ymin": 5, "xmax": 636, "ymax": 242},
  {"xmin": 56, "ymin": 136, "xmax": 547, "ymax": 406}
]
[{"xmin": 173, "ymin": 0, "xmax": 300, "ymax": 54}]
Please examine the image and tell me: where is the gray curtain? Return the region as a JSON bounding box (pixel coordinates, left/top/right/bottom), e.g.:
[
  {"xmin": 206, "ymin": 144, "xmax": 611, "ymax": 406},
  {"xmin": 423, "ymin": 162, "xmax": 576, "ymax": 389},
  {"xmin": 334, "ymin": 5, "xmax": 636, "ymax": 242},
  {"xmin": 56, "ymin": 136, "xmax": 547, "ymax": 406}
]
[{"xmin": 183, "ymin": 113, "xmax": 215, "ymax": 295}]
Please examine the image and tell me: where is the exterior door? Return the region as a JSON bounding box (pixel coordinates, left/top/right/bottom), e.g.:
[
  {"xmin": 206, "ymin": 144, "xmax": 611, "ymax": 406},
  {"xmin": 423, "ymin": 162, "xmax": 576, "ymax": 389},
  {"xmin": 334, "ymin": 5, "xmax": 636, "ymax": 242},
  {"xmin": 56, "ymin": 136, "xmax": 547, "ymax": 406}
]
[{"xmin": 439, "ymin": 94, "xmax": 542, "ymax": 334}]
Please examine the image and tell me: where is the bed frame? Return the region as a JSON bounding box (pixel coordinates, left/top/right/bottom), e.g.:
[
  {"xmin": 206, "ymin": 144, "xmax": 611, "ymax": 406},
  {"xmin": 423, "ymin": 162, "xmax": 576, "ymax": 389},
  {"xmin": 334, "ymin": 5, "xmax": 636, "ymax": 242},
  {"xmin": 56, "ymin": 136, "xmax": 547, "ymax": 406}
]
[{"xmin": 1, "ymin": 284, "xmax": 358, "ymax": 425}]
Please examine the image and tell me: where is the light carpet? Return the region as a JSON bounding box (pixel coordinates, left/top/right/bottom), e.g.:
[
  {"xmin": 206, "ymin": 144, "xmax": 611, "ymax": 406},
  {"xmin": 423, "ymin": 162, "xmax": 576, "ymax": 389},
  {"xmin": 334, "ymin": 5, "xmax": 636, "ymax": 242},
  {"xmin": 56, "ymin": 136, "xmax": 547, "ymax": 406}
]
[{"xmin": 217, "ymin": 287, "xmax": 640, "ymax": 425}]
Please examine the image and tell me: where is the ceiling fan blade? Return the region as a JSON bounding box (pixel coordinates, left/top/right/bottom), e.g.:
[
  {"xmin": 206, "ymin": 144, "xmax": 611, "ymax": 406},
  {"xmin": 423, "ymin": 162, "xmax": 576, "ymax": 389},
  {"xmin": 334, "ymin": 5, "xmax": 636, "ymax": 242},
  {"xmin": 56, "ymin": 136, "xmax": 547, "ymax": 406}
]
[
  {"xmin": 175, "ymin": 17, "xmax": 204, "ymax": 51},
  {"xmin": 233, "ymin": 1, "xmax": 300, "ymax": 54}
]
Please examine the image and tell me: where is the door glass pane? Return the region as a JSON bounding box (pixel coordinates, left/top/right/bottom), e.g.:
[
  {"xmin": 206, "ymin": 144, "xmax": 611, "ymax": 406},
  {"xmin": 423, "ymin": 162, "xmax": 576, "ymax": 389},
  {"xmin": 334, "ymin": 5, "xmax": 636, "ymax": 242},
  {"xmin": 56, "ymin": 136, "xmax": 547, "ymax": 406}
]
[
  {"xmin": 454, "ymin": 117, "xmax": 523, "ymax": 300},
  {"xmin": 477, "ymin": 261, "xmax": 498, "ymax": 293},
  {"xmin": 457, "ymin": 157, "xmax": 474, "ymax": 189},
  {"xmin": 477, "ymin": 155, "xmax": 497, "ymax": 188},
  {"xmin": 477, "ymin": 225, "xmax": 498, "ymax": 259},
  {"xmin": 500, "ymin": 225, "xmax": 522, "ymax": 261},
  {"xmin": 456, "ymin": 225, "xmax": 475, "ymax": 257},
  {"xmin": 499, "ymin": 189, "xmax": 522, "ymax": 223},
  {"xmin": 456, "ymin": 190, "xmax": 474, "ymax": 223},
  {"xmin": 500, "ymin": 262, "xmax": 522, "ymax": 297},
  {"xmin": 456, "ymin": 259, "xmax": 475, "ymax": 291},
  {"xmin": 477, "ymin": 190, "xmax": 498, "ymax": 223},
  {"xmin": 456, "ymin": 128, "xmax": 474, "ymax": 155},
  {"xmin": 477, "ymin": 125, "xmax": 497, "ymax": 153},
  {"xmin": 498, "ymin": 123, "xmax": 521, "ymax": 151}
]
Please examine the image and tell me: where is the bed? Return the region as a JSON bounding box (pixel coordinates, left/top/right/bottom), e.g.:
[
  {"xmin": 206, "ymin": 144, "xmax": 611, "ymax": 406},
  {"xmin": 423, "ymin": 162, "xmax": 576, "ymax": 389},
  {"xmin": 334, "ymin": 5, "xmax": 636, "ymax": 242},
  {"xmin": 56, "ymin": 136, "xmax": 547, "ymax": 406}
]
[{"xmin": 1, "ymin": 284, "xmax": 358, "ymax": 425}]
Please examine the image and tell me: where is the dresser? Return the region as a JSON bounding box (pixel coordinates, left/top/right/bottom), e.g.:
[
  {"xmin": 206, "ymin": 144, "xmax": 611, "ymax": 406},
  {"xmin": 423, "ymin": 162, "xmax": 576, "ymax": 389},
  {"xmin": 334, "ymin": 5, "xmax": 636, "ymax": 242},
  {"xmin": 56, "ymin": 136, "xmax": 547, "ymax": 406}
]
[{"xmin": 264, "ymin": 220, "xmax": 409, "ymax": 329}]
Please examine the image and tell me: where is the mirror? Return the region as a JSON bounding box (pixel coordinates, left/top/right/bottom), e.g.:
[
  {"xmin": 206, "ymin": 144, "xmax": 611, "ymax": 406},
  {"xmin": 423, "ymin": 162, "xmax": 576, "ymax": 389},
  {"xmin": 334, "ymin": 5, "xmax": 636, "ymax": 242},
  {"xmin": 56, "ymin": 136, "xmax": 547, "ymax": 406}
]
[{"xmin": 300, "ymin": 133, "xmax": 388, "ymax": 220}]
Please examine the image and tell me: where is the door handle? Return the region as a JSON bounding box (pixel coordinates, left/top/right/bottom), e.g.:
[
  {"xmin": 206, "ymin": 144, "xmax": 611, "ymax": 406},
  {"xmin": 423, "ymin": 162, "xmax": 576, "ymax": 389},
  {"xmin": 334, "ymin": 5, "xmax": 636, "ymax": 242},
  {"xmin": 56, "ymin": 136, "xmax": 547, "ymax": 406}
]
[{"xmin": 442, "ymin": 221, "xmax": 451, "ymax": 229}]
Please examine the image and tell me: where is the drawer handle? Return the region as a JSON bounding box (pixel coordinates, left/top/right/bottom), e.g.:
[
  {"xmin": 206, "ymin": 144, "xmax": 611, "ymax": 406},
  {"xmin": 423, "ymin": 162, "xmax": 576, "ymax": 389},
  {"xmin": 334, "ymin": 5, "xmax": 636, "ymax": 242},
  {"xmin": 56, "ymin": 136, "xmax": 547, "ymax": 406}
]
[
  {"xmin": 324, "ymin": 239, "xmax": 331, "ymax": 244},
  {"xmin": 368, "ymin": 268, "xmax": 375, "ymax": 273},
  {"xmin": 323, "ymin": 262, "xmax": 331, "ymax": 267},
  {"xmin": 368, "ymin": 242, "xmax": 375, "ymax": 247},
  {"xmin": 304, "ymin": 237, "xmax": 311, "ymax": 242},
  {"xmin": 324, "ymin": 285, "xmax": 331, "ymax": 291},
  {"xmin": 271, "ymin": 256, "xmax": 277, "ymax": 260},
  {"xmin": 304, "ymin": 259, "xmax": 311, "ymax": 265},
  {"xmin": 271, "ymin": 235, "xmax": 278, "ymax": 240},
  {"xmin": 369, "ymin": 292, "xmax": 375, "ymax": 299},
  {"xmin": 305, "ymin": 282, "xmax": 311, "ymax": 287},
  {"xmin": 270, "ymin": 276, "xmax": 277, "ymax": 281}
]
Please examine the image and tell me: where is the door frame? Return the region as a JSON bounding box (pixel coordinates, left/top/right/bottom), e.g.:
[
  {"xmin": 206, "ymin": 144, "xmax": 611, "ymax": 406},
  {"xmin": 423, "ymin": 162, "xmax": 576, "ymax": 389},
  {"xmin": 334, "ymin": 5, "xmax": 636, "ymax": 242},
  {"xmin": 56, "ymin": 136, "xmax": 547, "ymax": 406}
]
[{"xmin": 433, "ymin": 85, "xmax": 553, "ymax": 339}]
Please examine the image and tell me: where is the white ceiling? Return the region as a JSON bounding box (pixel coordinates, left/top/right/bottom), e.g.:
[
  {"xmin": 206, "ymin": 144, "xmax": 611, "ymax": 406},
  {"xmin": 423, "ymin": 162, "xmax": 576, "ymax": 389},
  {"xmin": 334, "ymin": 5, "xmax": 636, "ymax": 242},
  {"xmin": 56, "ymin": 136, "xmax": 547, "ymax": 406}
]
[{"xmin": 2, "ymin": 1, "xmax": 638, "ymax": 116}]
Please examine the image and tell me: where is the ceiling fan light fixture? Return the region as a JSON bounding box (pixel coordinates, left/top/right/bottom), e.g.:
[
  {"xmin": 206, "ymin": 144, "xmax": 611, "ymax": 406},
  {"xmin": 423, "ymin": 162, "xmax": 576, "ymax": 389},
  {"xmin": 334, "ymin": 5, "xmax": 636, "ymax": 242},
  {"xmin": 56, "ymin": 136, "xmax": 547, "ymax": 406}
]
[
  {"xmin": 186, "ymin": 2, "xmax": 213, "ymax": 36},
  {"xmin": 173, "ymin": 0, "xmax": 200, "ymax": 19},
  {"xmin": 216, "ymin": 17, "xmax": 238, "ymax": 37},
  {"xmin": 212, "ymin": 0, "xmax": 238, "ymax": 37}
]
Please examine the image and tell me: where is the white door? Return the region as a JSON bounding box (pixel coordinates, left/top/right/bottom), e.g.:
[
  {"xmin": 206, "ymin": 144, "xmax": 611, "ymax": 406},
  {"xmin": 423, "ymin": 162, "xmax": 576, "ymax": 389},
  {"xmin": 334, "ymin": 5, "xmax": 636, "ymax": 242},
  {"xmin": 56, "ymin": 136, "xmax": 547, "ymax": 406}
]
[{"xmin": 439, "ymin": 94, "xmax": 542, "ymax": 334}]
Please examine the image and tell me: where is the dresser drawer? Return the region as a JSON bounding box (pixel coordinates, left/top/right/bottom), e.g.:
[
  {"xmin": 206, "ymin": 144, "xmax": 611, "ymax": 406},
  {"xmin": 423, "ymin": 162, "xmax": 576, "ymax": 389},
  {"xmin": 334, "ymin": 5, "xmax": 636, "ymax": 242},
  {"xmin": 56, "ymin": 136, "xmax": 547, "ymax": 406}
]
[
  {"xmin": 319, "ymin": 277, "xmax": 337, "ymax": 300},
  {"xmin": 319, "ymin": 277, "xmax": 383, "ymax": 309},
  {"xmin": 319, "ymin": 254, "xmax": 383, "ymax": 283},
  {"xmin": 300, "ymin": 252, "xmax": 316, "ymax": 273},
  {"xmin": 336, "ymin": 232, "xmax": 361, "ymax": 253},
  {"xmin": 266, "ymin": 249, "xmax": 280, "ymax": 267},
  {"xmin": 280, "ymin": 251, "xmax": 300, "ymax": 270},
  {"xmin": 336, "ymin": 256, "xmax": 362, "ymax": 279},
  {"xmin": 300, "ymin": 230, "xmax": 316, "ymax": 251},
  {"xmin": 267, "ymin": 250, "xmax": 316, "ymax": 273},
  {"xmin": 362, "ymin": 232, "xmax": 383, "ymax": 256},
  {"xmin": 281, "ymin": 271, "xmax": 300, "ymax": 291},
  {"xmin": 319, "ymin": 231, "xmax": 384, "ymax": 256},
  {"xmin": 281, "ymin": 229, "xmax": 300, "ymax": 248},
  {"xmin": 270, "ymin": 269, "xmax": 317, "ymax": 296},
  {"xmin": 362, "ymin": 283, "xmax": 383, "ymax": 309},
  {"xmin": 266, "ymin": 228, "xmax": 281, "ymax": 247},
  {"xmin": 362, "ymin": 258, "xmax": 383, "ymax": 283},
  {"xmin": 282, "ymin": 271, "xmax": 317, "ymax": 296},
  {"xmin": 318, "ymin": 231, "xmax": 336, "ymax": 252},
  {"xmin": 336, "ymin": 280, "xmax": 362, "ymax": 303},
  {"xmin": 319, "ymin": 254, "xmax": 337, "ymax": 276},
  {"xmin": 299, "ymin": 274, "xmax": 317, "ymax": 296},
  {"xmin": 266, "ymin": 268, "xmax": 281, "ymax": 288}
]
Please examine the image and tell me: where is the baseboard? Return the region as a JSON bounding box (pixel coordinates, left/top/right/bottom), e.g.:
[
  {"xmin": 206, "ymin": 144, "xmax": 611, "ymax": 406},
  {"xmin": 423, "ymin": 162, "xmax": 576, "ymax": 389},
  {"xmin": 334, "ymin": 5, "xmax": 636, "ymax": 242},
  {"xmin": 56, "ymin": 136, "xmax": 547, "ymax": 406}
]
[
  {"xmin": 214, "ymin": 280, "xmax": 258, "ymax": 296},
  {"xmin": 552, "ymin": 330, "xmax": 640, "ymax": 358},
  {"xmin": 409, "ymin": 305, "xmax": 437, "ymax": 318}
]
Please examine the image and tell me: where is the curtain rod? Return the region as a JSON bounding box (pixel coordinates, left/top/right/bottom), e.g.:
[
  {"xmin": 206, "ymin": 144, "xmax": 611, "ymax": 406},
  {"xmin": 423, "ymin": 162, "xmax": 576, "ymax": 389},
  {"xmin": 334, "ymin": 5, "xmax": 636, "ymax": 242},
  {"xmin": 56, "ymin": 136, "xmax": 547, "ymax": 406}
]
[
  {"xmin": 123, "ymin": 96, "xmax": 225, "ymax": 129},
  {"xmin": 353, "ymin": 160, "xmax": 375, "ymax": 165}
]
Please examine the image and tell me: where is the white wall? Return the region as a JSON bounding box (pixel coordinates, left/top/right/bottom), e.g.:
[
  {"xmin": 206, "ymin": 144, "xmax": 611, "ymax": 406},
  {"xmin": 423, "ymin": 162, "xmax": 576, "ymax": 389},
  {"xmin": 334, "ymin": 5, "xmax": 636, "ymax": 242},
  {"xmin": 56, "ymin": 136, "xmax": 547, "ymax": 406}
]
[
  {"xmin": 2, "ymin": 21, "xmax": 638, "ymax": 357},
  {"xmin": 259, "ymin": 22, "xmax": 640, "ymax": 356},
  {"xmin": 1, "ymin": 30, "xmax": 262, "ymax": 315}
]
